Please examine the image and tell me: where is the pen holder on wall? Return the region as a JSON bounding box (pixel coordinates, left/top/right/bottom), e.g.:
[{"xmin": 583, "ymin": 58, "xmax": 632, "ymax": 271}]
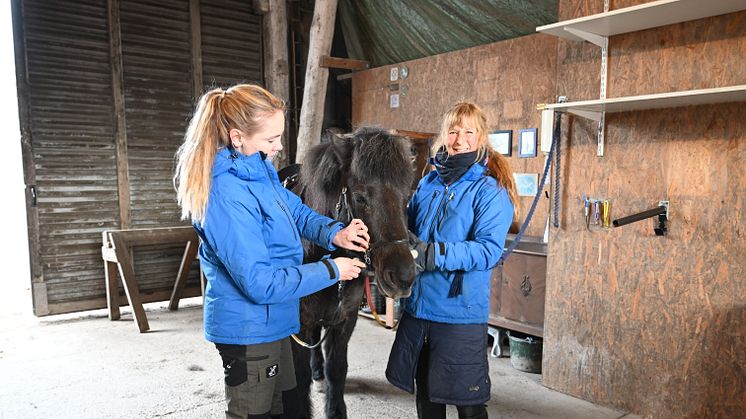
[{"xmin": 612, "ymin": 200, "xmax": 669, "ymax": 236}]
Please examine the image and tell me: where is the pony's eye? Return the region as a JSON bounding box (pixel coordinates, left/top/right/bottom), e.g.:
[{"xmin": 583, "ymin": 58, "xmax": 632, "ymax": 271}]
[{"xmin": 354, "ymin": 194, "xmax": 368, "ymax": 205}]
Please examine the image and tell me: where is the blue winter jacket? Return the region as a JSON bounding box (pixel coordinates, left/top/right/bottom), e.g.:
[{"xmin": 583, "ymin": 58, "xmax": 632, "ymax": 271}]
[
  {"xmin": 405, "ymin": 160, "xmax": 513, "ymax": 324},
  {"xmin": 195, "ymin": 148, "xmax": 344, "ymax": 345}
]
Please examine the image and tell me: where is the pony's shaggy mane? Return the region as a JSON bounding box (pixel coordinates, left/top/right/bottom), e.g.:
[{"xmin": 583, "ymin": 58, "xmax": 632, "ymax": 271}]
[{"xmin": 299, "ymin": 127, "xmax": 413, "ymax": 217}]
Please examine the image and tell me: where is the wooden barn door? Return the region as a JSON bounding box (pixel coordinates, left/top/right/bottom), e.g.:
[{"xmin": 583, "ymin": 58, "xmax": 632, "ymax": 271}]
[{"xmin": 12, "ymin": 0, "xmax": 264, "ymax": 316}]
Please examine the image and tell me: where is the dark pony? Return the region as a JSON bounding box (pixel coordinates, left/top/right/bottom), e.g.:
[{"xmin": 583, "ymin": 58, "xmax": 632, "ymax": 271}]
[{"xmin": 290, "ymin": 127, "xmax": 416, "ymax": 418}]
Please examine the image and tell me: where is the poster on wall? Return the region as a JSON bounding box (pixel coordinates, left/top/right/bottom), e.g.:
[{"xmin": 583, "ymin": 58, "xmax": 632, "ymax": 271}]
[
  {"xmin": 513, "ymin": 173, "xmax": 539, "ymax": 197},
  {"xmin": 518, "ymin": 128, "xmax": 538, "ymax": 158},
  {"xmin": 488, "ymin": 130, "xmax": 512, "ymax": 156}
]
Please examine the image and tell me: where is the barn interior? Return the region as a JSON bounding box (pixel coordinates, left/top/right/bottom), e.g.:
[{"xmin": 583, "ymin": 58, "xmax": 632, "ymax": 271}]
[{"xmin": 0, "ymin": 0, "xmax": 744, "ymax": 418}]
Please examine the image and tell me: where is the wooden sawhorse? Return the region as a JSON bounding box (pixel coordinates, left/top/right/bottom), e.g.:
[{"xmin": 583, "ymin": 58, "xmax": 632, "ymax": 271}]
[{"xmin": 101, "ymin": 226, "xmax": 200, "ymax": 333}]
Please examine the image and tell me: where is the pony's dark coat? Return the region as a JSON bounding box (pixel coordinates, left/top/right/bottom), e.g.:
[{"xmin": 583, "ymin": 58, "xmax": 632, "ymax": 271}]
[{"xmin": 291, "ymin": 127, "xmax": 416, "ymax": 419}]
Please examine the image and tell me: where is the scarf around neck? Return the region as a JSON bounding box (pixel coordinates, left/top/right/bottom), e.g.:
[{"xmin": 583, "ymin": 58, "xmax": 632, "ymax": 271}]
[{"xmin": 433, "ymin": 147, "xmax": 479, "ymax": 185}]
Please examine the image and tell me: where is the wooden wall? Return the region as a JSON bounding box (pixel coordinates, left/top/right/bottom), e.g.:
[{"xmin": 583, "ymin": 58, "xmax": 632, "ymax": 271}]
[
  {"xmin": 352, "ymin": 2, "xmax": 745, "ymax": 417},
  {"xmin": 352, "ymin": 33, "xmax": 559, "ymax": 237},
  {"xmin": 543, "ymin": 1, "xmax": 746, "ymax": 418},
  {"xmin": 12, "ymin": 0, "xmax": 264, "ymax": 315}
]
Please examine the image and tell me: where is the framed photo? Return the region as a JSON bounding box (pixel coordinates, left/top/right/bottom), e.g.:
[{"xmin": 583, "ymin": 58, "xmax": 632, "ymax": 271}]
[
  {"xmin": 518, "ymin": 128, "xmax": 538, "ymax": 158},
  {"xmin": 513, "ymin": 173, "xmax": 539, "ymax": 197},
  {"xmin": 488, "ymin": 130, "xmax": 512, "ymax": 156}
]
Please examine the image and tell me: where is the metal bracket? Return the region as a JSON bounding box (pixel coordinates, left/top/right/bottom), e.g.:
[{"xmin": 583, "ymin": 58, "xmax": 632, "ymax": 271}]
[{"xmin": 658, "ymin": 200, "xmax": 670, "ymax": 219}]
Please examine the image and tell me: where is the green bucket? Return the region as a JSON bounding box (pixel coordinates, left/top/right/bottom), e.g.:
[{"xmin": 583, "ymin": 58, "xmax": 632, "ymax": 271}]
[{"xmin": 508, "ymin": 332, "xmax": 543, "ymax": 373}]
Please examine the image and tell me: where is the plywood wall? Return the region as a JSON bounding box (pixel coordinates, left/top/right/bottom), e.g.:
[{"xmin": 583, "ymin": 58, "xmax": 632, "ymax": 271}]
[
  {"xmin": 351, "ymin": 2, "xmax": 745, "ymax": 417},
  {"xmin": 352, "ymin": 34, "xmax": 558, "ymax": 237},
  {"xmin": 542, "ymin": 1, "xmax": 746, "ymax": 418}
]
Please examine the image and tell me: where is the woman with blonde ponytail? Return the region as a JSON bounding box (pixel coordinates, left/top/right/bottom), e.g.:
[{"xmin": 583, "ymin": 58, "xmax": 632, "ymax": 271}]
[
  {"xmin": 175, "ymin": 84, "xmax": 371, "ymax": 419},
  {"xmin": 387, "ymin": 102, "xmax": 517, "ymax": 419}
]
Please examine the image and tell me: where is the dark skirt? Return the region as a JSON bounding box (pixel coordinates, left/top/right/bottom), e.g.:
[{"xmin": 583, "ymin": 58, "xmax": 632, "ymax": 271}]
[{"xmin": 386, "ymin": 312, "xmax": 490, "ymax": 405}]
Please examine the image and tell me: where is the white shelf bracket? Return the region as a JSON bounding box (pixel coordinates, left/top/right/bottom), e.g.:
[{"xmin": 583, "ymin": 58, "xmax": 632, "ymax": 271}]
[
  {"xmin": 569, "ymin": 109, "xmax": 603, "ymax": 122},
  {"xmin": 563, "ymin": 27, "xmax": 607, "ymax": 48}
]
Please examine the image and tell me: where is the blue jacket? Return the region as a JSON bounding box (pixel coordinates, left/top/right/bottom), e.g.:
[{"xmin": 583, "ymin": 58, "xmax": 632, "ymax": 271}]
[
  {"xmin": 405, "ymin": 160, "xmax": 513, "ymax": 324},
  {"xmin": 195, "ymin": 148, "xmax": 344, "ymax": 345}
]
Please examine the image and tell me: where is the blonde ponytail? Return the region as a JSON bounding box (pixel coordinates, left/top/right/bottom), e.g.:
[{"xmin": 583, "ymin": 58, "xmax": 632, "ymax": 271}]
[
  {"xmin": 485, "ymin": 148, "xmax": 519, "ymax": 216},
  {"xmin": 174, "ymin": 84, "xmax": 285, "ymax": 223}
]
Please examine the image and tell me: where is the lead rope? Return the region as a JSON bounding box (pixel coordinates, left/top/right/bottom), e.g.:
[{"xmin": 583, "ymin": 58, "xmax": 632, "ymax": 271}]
[
  {"xmin": 291, "ymin": 187, "xmax": 353, "ymax": 348},
  {"xmin": 500, "ymin": 111, "xmax": 562, "ymax": 263}
]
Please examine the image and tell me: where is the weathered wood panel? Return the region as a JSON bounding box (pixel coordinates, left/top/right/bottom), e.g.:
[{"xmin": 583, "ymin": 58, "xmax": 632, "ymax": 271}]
[
  {"xmin": 16, "ymin": 0, "xmax": 122, "ymax": 313},
  {"xmin": 200, "ymin": 0, "xmax": 263, "ymax": 90},
  {"xmin": 542, "ymin": 2, "xmax": 746, "ymax": 418},
  {"xmin": 352, "ymin": 34, "xmax": 559, "ymax": 237},
  {"xmin": 13, "ymin": 0, "xmax": 264, "ymax": 315}
]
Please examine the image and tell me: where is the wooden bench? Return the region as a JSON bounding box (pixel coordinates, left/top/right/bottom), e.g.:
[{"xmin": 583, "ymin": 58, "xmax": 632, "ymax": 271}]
[{"xmin": 101, "ymin": 226, "xmax": 201, "ymax": 333}]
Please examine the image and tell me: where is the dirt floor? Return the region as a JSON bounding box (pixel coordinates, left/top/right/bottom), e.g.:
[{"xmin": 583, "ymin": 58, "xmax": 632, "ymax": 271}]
[{"xmin": 0, "ymin": 286, "xmax": 641, "ymax": 419}]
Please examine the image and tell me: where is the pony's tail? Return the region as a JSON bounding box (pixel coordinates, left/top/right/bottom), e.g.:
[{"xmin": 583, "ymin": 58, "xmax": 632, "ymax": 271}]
[
  {"xmin": 174, "ymin": 89, "xmax": 227, "ymax": 223},
  {"xmin": 485, "ymin": 148, "xmax": 520, "ymax": 217}
]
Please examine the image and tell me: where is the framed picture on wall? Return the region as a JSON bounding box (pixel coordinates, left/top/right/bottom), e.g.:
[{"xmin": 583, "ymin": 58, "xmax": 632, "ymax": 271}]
[
  {"xmin": 488, "ymin": 130, "xmax": 512, "ymax": 156},
  {"xmin": 513, "ymin": 173, "xmax": 539, "ymax": 197},
  {"xmin": 518, "ymin": 128, "xmax": 538, "ymax": 158}
]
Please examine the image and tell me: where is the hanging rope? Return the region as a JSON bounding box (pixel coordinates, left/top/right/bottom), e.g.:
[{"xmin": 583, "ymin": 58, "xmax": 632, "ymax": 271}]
[
  {"xmin": 499, "ymin": 111, "xmax": 562, "ymax": 263},
  {"xmin": 553, "ymin": 110, "xmax": 561, "ymax": 228}
]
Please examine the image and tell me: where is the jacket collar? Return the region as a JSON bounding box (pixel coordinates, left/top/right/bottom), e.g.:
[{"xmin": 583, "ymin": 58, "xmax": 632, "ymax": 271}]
[{"xmin": 213, "ymin": 147, "xmax": 272, "ymax": 181}]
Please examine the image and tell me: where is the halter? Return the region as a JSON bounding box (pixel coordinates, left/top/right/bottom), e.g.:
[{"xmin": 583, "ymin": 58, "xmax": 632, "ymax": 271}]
[
  {"xmin": 334, "ymin": 186, "xmax": 409, "ymax": 272},
  {"xmin": 290, "ymin": 184, "xmax": 409, "ymax": 349}
]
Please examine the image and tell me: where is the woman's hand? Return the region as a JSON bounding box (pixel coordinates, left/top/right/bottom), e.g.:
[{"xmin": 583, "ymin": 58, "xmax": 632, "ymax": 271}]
[
  {"xmin": 332, "ymin": 257, "xmax": 367, "ymax": 281},
  {"xmin": 333, "ymin": 218, "xmax": 370, "ymax": 252}
]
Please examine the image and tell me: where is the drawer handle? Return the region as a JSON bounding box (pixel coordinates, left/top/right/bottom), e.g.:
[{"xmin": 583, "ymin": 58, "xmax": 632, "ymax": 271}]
[{"xmin": 521, "ymin": 275, "xmax": 532, "ymax": 296}]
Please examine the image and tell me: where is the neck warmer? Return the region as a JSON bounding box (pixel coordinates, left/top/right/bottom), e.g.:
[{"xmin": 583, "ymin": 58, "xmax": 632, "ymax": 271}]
[{"xmin": 433, "ymin": 147, "xmax": 479, "ymax": 185}]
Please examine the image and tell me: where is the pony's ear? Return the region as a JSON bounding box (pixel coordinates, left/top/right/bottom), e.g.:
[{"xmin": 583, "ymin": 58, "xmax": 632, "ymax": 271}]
[{"xmin": 328, "ymin": 130, "xmax": 353, "ymax": 165}]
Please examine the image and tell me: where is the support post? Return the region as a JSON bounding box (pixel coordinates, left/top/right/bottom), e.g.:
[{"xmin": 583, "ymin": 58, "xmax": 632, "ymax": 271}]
[
  {"xmin": 261, "ymin": 0, "xmax": 291, "ymax": 168},
  {"xmin": 295, "ymin": 0, "xmax": 338, "ymax": 163}
]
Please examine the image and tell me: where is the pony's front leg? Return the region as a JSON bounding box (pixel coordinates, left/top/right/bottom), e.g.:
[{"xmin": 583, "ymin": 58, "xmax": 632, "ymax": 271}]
[
  {"xmin": 291, "ymin": 330, "xmax": 314, "ymax": 419},
  {"xmin": 310, "ymin": 325, "xmax": 325, "ymax": 381},
  {"xmin": 322, "ymin": 315, "xmax": 359, "ymax": 419}
]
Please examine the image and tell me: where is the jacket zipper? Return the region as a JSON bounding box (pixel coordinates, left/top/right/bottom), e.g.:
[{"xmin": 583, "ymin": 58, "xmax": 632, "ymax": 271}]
[
  {"xmin": 427, "ymin": 185, "xmax": 449, "ymax": 242},
  {"xmin": 416, "ymin": 185, "xmax": 449, "ymax": 314},
  {"xmin": 276, "ymin": 198, "xmax": 299, "ymax": 240},
  {"xmin": 264, "ymin": 162, "xmax": 300, "ymax": 240},
  {"xmin": 438, "ymin": 191, "xmax": 456, "ymax": 229}
]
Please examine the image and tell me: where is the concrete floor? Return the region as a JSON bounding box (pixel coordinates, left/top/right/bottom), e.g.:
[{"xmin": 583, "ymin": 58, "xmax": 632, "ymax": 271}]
[{"xmin": 0, "ymin": 294, "xmax": 641, "ymax": 419}]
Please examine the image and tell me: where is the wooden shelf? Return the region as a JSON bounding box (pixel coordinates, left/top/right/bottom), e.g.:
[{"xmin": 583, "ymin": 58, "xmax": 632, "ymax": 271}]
[
  {"xmin": 540, "ymin": 85, "xmax": 746, "ymax": 121},
  {"xmin": 537, "ymin": 0, "xmax": 746, "ymax": 45}
]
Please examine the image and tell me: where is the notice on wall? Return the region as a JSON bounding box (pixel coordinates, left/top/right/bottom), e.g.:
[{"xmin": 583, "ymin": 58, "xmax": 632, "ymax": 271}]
[{"xmin": 390, "ymin": 94, "xmax": 400, "ymax": 109}]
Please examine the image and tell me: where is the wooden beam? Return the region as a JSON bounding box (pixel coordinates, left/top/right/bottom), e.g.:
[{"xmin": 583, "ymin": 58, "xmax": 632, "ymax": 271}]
[
  {"xmin": 395, "ymin": 129, "xmax": 436, "ymax": 141},
  {"xmin": 295, "ymin": 0, "xmax": 338, "ymax": 163},
  {"xmin": 106, "ymin": 226, "xmax": 197, "ymax": 247},
  {"xmin": 108, "ymin": 0, "xmax": 131, "ymax": 229},
  {"xmin": 262, "ymin": 0, "xmax": 291, "ymax": 168},
  {"xmin": 104, "ymin": 260, "xmax": 121, "ymax": 320},
  {"xmin": 189, "ymin": 0, "xmax": 203, "ymax": 101},
  {"xmin": 320, "ymin": 55, "xmax": 369, "ymax": 70},
  {"xmin": 168, "ymin": 239, "xmax": 200, "ymax": 310},
  {"xmin": 110, "ymin": 233, "xmax": 150, "ymax": 332},
  {"xmin": 12, "ymin": 0, "xmax": 47, "ymax": 315}
]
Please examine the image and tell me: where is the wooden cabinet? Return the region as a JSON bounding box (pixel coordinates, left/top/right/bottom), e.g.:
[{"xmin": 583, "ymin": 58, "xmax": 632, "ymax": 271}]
[{"xmin": 489, "ymin": 241, "xmax": 547, "ymax": 337}]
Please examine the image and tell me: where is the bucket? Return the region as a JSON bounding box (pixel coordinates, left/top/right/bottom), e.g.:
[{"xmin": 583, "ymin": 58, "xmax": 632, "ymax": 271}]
[{"xmin": 508, "ymin": 332, "xmax": 543, "ymax": 373}]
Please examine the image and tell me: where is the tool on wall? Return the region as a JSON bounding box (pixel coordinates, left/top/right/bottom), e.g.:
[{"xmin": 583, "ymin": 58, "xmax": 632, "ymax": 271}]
[
  {"xmin": 612, "ymin": 200, "xmax": 669, "ymax": 236},
  {"xmin": 582, "ymin": 195, "xmax": 612, "ymax": 230}
]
